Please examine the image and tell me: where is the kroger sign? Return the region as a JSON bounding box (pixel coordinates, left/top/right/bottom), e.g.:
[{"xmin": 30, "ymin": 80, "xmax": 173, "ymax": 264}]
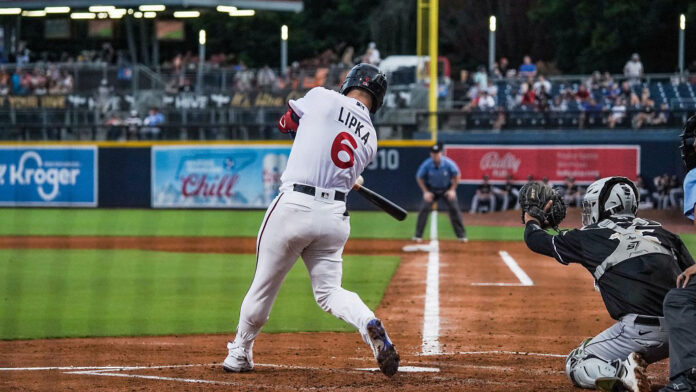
[{"xmin": 0, "ymin": 146, "xmax": 97, "ymax": 206}]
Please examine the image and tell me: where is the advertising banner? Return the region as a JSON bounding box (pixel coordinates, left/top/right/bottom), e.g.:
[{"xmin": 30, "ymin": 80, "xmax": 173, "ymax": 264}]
[
  {"xmin": 152, "ymin": 145, "xmax": 291, "ymax": 208},
  {"xmin": 0, "ymin": 146, "xmax": 97, "ymax": 206},
  {"xmin": 445, "ymin": 145, "xmax": 640, "ymax": 184}
]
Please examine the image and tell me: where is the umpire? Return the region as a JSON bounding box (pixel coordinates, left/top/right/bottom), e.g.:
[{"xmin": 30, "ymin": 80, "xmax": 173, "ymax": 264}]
[
  {"xmin": 413, "ymin": 144, "xmax": 467, "ymax": 242},
  {"xmin": 520, "ymin": 176, "xmax": 694, "ymax": 392},
  {"xmin": 660, "ymin": 115, "xmax": 696, "ymax": 392}
]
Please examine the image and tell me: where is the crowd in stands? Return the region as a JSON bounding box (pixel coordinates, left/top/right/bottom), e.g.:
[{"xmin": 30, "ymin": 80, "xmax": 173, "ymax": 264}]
[
  {"xmin": 457, "ymin": 53, "xmax": 694, "ymax": 130},
  {"xmin": 0, "ymin": 65, "xmax": 74, "ymax": 95},
  {"xmin": 162, "ymin": 41, "xmax": 382, "ymax": 94},
  {"xmin": 469, "ymin": 174, "xmax": 684, "ymax": 214}
]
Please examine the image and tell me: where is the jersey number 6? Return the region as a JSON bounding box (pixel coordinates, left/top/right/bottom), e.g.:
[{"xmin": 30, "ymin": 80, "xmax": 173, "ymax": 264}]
[{"xmin": 331, "ymin": 132, "xmax": 358, "ymax": 169}]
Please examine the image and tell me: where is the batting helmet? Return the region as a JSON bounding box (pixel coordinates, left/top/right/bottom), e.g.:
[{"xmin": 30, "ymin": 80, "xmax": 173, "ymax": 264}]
[{"xmin": 339, "ymin": 63, "xmax": 387, "ymax": 114}]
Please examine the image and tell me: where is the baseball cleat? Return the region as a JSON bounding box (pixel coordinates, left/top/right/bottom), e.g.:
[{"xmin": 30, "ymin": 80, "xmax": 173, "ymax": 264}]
[
  {"xmin": 458, "ymin": 237, "xmax": 468, "ymax": 243},
  {"xmin": 659, "ymin": 368, "xmax": 696, "ymax": 391},
  {"xmin": 411, "ymin": 237, "xmax": 423, "ymax": 243},
  {"xmin": 595, "ymin": 353, "xmax": 650, "ymax": 392},
  {"xmin": 365, "ymin": 319, "xmax": 400, "ymax": 377},
  {"xmin": 222, "ymin": 342, "xmax": 254, "ymax": 373}
]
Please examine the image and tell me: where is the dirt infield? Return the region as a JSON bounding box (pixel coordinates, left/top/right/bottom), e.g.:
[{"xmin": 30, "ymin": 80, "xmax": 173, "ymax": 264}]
[{"xmin": 0, "ymin": 233, "xmax": 672, "ymax": 391}]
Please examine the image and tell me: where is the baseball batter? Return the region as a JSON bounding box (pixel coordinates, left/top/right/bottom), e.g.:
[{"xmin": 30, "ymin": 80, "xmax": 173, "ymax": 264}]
[
  {"xmin": 519, "ymin": 176, "xmax": 695, "ymax": 392},
  {"xmin": 222, "ymin": 63, "xmax": 399, "ymax": 377}
]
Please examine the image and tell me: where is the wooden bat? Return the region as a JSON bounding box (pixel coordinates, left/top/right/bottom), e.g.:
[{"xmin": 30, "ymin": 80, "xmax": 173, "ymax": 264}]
[{"xmin": 352, "ymin": 183, "xmax": 408, "ymax": 221}]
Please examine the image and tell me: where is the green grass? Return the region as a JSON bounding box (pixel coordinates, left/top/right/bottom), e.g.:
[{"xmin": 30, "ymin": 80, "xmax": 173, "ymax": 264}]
[
  {"xmin": 0, "ymin": 249, "xmax": 400, "ymax": 340},
  {"xmin": 0, "ymin": 208, "xmax": 523, "ymax": 240}
]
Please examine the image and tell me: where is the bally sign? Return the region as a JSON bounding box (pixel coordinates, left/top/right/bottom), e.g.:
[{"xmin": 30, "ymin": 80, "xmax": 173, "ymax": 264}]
[{"xmin": 444, "ymin": 145, "xmax": 640, "ymax": 184}]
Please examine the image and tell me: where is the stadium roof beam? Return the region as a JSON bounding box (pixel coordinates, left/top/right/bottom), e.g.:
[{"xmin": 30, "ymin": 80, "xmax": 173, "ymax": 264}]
[{"xmin": 0, "ymin": 0, "xmax": 302, "ymax": 12}]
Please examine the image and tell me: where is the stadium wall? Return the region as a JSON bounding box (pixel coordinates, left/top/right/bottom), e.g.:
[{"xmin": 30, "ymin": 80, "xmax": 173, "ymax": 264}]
[{"xmin": 0, "ymin": 129, "xmax": 682, "ymax": 210}]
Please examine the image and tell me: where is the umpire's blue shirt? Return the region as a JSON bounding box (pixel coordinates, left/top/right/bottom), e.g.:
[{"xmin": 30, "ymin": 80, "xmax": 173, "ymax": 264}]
[
  {"xmin": 684, "ymin": 168, "xmax": 696, "ymax": 220},
  {"xmin": 416, "ymin": 156, "xmax": 460, "ymax": 192}
]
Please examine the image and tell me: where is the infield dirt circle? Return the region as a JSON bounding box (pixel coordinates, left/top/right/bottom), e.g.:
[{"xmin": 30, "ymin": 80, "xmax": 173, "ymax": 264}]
[{"xmin": 0, "ymin": 209, "xmax": 679, "ymax": 391}]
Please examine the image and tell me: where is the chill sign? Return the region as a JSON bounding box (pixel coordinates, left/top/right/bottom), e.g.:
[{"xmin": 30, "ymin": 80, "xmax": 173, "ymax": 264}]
[{"xmin": 0, "ymin": 146, "xmax": 97, "ymax": 206}]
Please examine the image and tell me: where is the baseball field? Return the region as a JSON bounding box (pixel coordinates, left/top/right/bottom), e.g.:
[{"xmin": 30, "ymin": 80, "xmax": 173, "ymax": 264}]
[{"xmin": 1, "ymin": 207, "xmax": 693, "ymax": 391}]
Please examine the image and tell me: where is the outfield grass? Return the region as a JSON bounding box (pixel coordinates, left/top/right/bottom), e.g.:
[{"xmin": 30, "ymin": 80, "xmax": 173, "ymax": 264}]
[
  {"xmin": 0, "ymin": 249, "xmax": 400, "ymax": 340},
  {"xmin": 0, "ymin": 208, "xmax": 523, "ymax": 240}
]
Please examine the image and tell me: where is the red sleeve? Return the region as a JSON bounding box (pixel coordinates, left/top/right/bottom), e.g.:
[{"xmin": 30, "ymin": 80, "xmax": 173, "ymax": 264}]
[{"xmin": 278, "ymin": 106, "xmax": 300, "ymax": 134}]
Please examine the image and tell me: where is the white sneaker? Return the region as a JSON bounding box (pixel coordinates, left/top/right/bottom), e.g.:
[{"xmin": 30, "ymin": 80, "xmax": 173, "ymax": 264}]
[{"xmin": 222, "ymin": 342, "xmax": 254, "ymax": 372}]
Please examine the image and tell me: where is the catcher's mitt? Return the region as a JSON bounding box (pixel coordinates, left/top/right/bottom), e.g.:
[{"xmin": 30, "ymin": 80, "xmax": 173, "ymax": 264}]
[
  {"xmin": 518, "ymin": 182, "xmax": 566, "ymax": 230},
  {"xmin": 680, "ymin": 114, "xmax": 696, "ymax": 171}
]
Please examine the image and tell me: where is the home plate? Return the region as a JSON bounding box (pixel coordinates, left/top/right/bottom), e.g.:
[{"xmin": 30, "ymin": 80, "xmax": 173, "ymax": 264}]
[
  {"xmin": 402, "ymin": 244, "xmax": 434, "ymax": 252},
  {"xmin": 355, "ymin": 366, "xmax": 440, "ymax": 373}
]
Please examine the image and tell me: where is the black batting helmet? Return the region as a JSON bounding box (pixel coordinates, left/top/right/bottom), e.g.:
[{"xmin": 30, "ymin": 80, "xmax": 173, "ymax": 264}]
[{"xmin": 339, "ymin": 63, "xmax": 387, "ymax": 113}]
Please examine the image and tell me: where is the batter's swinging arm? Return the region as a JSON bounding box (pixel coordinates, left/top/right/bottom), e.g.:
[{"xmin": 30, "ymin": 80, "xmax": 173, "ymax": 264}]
[{"xmin": 352, "ymin": 183, "xmax": 408, "ymax": 221}]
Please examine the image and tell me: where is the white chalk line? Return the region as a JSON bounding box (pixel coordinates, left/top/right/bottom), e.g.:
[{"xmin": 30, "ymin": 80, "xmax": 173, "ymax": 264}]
[
  {"xmin": 421, "ymin": 210, "xmax": 440, "ymax": 355},
  {"xmin": 418, "ymin": 350, "xmax": 565, "ymax": 358},
  {"xmin": 470, "ymin": 250, "xmax": 534, "ymax": 286}
]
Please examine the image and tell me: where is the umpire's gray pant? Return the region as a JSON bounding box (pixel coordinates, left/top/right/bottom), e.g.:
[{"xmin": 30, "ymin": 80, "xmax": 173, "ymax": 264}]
[
  {"xmin": 584, "ymin": 313, "xmax": 669, "ymax": 364},
  {"xmin": 664, "ymin": 279, "xmax": 696, "ymax": 379}
]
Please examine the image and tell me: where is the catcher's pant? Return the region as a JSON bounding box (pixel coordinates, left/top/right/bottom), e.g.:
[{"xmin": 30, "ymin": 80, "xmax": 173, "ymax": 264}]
[
  {"xmin": 584, "ymin": 313, "xmax": 669, "ymax": 364},
  {"xmin": 415, "ymin": 191, "xmax": 466, "ymax": 239},
  {"xmin": 233, "ymin": 190, "xmax": 375, "ymax": 349},
  {"xmin": 663, "ymin": 279, "xmax": 696, "ymax": 379}
]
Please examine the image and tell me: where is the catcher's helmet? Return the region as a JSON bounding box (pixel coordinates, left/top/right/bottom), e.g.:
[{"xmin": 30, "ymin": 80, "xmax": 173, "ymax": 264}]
[
  {"xmin": 581, "ymin": 176, "xmax": 639, "ymax": 227},
  {"xmin": 339, "ymin": 63, "xmax": 387, "ymax": 113}
]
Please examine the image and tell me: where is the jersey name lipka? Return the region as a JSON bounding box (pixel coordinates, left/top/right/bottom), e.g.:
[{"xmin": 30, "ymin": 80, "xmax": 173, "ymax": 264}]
[{"xmin": 337, "ymin": 106, "xmax": 370, "ymax": 145}]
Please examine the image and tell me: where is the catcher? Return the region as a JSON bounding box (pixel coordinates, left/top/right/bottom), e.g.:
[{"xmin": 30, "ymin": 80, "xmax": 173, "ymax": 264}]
[{"xmin": 519, "ymin": 177, "xmax": 695, "ymax": 392}]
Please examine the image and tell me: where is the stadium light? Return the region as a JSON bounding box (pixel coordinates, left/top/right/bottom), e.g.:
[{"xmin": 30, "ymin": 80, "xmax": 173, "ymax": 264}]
[
  {"xmin": 97, "ymin": 12, "xmax": 108, "ymax": 19},
  {"xmin": 680, "ymin": 14, "xmax": 686, "ymax": 30},
  {"xmin": 139, "ymin": 5, "xmax": 165, "ymax": 12},
  {"xmin": 197, "ymin": 29, "xmax": 206, "ymax": 93},
  {"xmin": 144, "ymin": 12, "xmax": 156, "ymax": 18},
  {"xmin": 281, "ymin": 25, "xmax": 288, "ymax": 41},
  {"xmin": 108, "ymin": 8, "xmax": 126, "ymax": 18},
  {"xmin": 679, "ymin": 14, "xmax": 686, "ymax": 77},
  {"xmin": 174, "ymin": 10, "xmax": 200, "ymax": 18},
  {"xmin": 70, "ymin": 12, "xmax": 96, "ymax": 19},
  {"xmin": 489, "ymin": 15, "xmax": 496, "ymax": 32},
  {"xmin": 22, "ymin": 10, "xmax": 47, "ymax": 17},
  {"xmin": 0, "ymin": 8, "xmax": 22, "ymax": 15},
  {"xmin": 281, "ymin": 25, "xmax": 288, "ymax": 74},
  {"xmin": 489, "ymin": 15, "xmax": 496, "ymax": 76},
  {"xmin": 45, "ymin": 7, "xmax": 70, "ymax": 14},
  {"xmin": 133, "ymin": 11, "xmax": 143, "ymax": 18},
  {"xmin": 199, "ymin": 29, "xmax": 206, "ymax": 45},
  {"xmin": 217, "ymin": 5, "xmax": 237, "ymax": 13},
  {"xmin": 89, "ymin": 6, "xmax": 116, "ymax": 13},
  {"xmin": 230, "ymin": 10, "xmax": 255, "ymax": 16}
]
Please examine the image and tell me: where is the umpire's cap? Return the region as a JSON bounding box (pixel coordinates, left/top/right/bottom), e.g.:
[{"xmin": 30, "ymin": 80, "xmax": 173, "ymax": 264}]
[
  {"xmin": 340, "ymin": 63, "xmax": 388, "ymax": 114},
  {"xmin": 430, "ymin": 144, "xmax": 443, "ymax": 153}
]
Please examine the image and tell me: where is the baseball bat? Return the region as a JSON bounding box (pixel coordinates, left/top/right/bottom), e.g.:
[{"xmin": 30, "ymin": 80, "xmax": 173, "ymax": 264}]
[{"xmin": 352, "ymin": 184, "xmax": 408, "ymax": 221}]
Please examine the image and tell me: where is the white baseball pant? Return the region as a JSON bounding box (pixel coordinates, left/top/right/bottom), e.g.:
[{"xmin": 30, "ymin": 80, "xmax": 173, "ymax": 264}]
[{"xmin": 232, "ymin": 189, "xmax": 376, "ymax": 350}]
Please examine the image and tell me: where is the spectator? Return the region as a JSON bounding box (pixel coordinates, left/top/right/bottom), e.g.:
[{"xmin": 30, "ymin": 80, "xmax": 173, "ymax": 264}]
[
  {"xmin": 413, "ymin": 144, "xmax": 467, "ymax": 242},
  {"xmin": 623, "ymin": 53, "xmax": 644, "ymax": 84},
  {"xmin": 580, "ymin": 97, "xmax": 604, "ymax": 127},
  {"xmin": 532, "ymin": 75, "xmax": 551, "ymax": 96},
  {"xmin": 550, "ymin": 95, "xmax": 568, "ymax": 112},
  {"xmin": 473, "ymin": 65, "xmax": 488, "ymax": 90},
  {"xmin": 470, "ymin": 175, "xmax": 497, "ymax": 213},
  {"xmin": 561, "ymin": 176, "xmax": 581, "ymax": 206},
  {"xmin": 493, "ymin": 174, "xmax": 519, "ymax": 211},
  {"xmin": 477, "ymin": 89, "xmax": 496, "ymax": 110},
  {"xmin": 607, "ymin": 97, "xmax": 627, "ymax": 128},
  {"xmin": 653, "ymin": 173, "xmax": 670, "ymax": 209},
  {"xmin": 124, "ymin": 110, "xmax": 143, "ymax": 140},
  {"xmin": 499, "ymin": 57, "xmax": 510, "ymax": 76},
  {"xmin": 11, "ymin": 68, "xmax": 27, "ymax": 95},
  {"xmin": 575, "ymin": 84, "xmax": 590, "ymax": 102},
  {"xmin": 0, "ymin": 69, "xmax": 9, "ymax": 95},
  {"xmin": 669, "ymin": 175, "xmax": 684, "ymax": 209},
  {"xmin": 519, "ymin": 82, "xmax": 535, "ymax": 107},
  {"xmin": 341, "ymin": 46, "xmax": 355, "ymax": 67},
  {"xmin": 519, "ymin": 55, "xmax": 537, "ymax": 77},
  {"xmin": 635, "ymin": 176, "xmax": 652, "ymax": 209},
  {"xmin": 652, "ymin": 102, "xmax": 670, "ymax": 125},
  {"xmin": 105, "ymin": 112, "xmax": 124, "ymax": 141},
  {"xmin": 256, "ymin": 65, "xmax": 277, "ymax": 90},
  {"xmin": 142, "ymin": 107, "xmax": 165, "ymax": 140},
  {"xmin": 364, "ymin": 42, "xmax": 381, "ymax": 65},
  {"xmin": 30, "ymin": 68, "xmax": 47, "ymax": 95}
]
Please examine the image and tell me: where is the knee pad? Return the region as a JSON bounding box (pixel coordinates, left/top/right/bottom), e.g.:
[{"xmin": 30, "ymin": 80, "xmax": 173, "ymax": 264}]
[{"xmin": 565, "ymin": 339, "xmax": 621, "ymax": 388}]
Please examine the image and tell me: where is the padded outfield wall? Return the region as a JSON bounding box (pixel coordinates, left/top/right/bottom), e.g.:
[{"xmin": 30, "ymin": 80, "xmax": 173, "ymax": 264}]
[{"xmin": 0, "ymin": 129, "xmax": 683, "ymax": 210}]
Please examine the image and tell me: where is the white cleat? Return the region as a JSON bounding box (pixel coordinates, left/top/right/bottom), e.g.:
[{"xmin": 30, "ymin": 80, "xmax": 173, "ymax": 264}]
[{"xmin": 222, "ymin": 342, "xmax": 254, "ymax": 373}]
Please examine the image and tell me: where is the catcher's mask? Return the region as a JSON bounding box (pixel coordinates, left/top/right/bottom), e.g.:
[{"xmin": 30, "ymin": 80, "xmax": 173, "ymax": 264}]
[{"xmin": 581, "ymin": 176, "xmax": 639, "ymax": 227}]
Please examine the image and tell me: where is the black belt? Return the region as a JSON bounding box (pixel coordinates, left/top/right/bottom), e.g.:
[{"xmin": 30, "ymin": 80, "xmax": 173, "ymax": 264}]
[
  {"xmin": 293, "ymin": 184, "xmax": 345, "ymax": 201},
  {"xmin": 634, "ymin": 316, "xmax": 661, "ymax": 326}
]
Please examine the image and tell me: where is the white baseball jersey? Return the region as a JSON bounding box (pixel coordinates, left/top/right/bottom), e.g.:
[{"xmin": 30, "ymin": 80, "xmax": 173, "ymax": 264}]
[{"xmin": 280, "ymin": 87, "xmax": 377, "ymax": 193}]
